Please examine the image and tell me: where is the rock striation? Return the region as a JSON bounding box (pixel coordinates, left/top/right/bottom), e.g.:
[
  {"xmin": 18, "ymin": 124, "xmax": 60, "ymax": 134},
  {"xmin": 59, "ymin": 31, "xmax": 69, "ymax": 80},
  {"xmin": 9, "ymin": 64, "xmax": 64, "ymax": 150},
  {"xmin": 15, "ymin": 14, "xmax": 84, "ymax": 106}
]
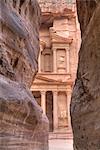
[
  {"xmin": 71, "ymin": 0, "xmax": 100, "ymax": 150},
  {"xmin": 0, "ymin": 0, "xmax": 49, "ymax": 150}
]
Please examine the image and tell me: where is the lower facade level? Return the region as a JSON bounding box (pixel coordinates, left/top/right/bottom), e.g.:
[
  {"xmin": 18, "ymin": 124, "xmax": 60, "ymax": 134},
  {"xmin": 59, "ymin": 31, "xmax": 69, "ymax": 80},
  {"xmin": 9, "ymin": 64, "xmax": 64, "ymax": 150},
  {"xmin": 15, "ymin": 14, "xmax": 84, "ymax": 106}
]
[{"xmin": 31, "ymin": 88, "xmax": 72, "ymax": 132}]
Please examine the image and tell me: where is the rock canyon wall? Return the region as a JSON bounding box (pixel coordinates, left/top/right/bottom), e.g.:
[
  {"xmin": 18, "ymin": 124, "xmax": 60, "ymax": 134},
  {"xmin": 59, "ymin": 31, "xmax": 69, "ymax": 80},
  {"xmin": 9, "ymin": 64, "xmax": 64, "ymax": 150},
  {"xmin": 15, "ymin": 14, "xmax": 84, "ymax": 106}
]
[
  {"xmin": 0, "ymin": 0, "xmax": 48, "ymax": 150},
  {"xmin": 71, "ymin": 0, "xmax": 100, "ymax": 150}
]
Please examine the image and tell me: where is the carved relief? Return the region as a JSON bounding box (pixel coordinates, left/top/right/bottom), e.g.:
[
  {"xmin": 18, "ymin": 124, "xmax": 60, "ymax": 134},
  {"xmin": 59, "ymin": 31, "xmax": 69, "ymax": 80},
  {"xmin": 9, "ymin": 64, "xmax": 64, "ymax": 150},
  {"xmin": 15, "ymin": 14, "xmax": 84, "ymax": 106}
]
[
  {"xmin": 57, "ymin": 49, "xmax": 66, "ymax": 73},
  {"xmin": 58, "ymin": 92, "xmax": 68, "ymax": 127}
]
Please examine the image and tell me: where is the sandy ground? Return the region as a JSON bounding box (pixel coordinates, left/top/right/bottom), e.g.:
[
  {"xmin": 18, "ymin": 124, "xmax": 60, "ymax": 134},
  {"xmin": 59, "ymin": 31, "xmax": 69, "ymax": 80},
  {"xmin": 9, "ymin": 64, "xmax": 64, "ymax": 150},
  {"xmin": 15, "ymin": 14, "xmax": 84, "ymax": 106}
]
[{"xmin": 49, "ymin": 139, "xmax": 73, "ymax": 150}]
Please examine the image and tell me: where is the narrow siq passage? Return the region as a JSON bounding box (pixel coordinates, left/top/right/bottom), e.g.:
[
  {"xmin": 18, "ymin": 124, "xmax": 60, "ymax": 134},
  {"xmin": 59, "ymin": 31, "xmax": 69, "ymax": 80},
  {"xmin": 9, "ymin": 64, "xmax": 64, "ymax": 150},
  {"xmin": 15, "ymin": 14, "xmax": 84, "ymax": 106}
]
[
  {"xmin": 1, "ymin": 0, "xmax": 99, "ymax": 149},
  {"xmin": 31, "ymin": 0, "xmax": 81, "ymax": 150}
]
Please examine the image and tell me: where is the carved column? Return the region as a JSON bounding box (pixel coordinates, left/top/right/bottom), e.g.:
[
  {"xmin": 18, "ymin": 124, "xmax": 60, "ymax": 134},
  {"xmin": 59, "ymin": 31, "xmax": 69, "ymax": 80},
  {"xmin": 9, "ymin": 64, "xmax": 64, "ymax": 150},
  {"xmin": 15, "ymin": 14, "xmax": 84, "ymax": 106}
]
[
  {"xmin": 53, "ymin": 48, "xmax": 57, "ymax": 73},
  {"xmin": 41, "ymin": 91, "xmax": 46, "ymax": 115},
  {"xmin": 66, "ymin": 88, "xmax": 72, "ymax": 129},
  {"xmin": 38, "ymin": 53, "xmax": 41, "ymax": 73},
  {"xmin": 66, "ymin": 48, "xmax": 70, "ymax": 74},
  {"xmin": 40, "ymin": 41, "xmax": 45, "ymax": 72},
  {"xmin": 39, "ymin": 43, "xmax": 43, "ymax": 73},
  {"xmin": 53, "ymin": 91, "xmax": 58, "ymax": 130}
]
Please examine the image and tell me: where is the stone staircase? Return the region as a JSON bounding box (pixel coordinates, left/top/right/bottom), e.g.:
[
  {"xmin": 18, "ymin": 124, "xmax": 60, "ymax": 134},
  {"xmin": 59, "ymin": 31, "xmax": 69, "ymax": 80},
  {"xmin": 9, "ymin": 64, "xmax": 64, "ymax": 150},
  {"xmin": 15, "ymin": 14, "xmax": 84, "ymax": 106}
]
[{"xmin": 49, "ymin": 128, "xmax": 73, "ymax": 140}]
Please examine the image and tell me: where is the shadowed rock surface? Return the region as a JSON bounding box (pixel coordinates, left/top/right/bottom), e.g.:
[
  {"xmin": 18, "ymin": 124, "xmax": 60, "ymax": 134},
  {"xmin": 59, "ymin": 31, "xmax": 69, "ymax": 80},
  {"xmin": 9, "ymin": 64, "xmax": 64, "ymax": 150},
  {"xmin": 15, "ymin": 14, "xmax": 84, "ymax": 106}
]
[
  {"xmin": 71, "ymin": 0, "xmax": 100, "ymax": 150},
  {"xmin": 0, "ymin": 0, "xmax": 49, "ymax": 149}
]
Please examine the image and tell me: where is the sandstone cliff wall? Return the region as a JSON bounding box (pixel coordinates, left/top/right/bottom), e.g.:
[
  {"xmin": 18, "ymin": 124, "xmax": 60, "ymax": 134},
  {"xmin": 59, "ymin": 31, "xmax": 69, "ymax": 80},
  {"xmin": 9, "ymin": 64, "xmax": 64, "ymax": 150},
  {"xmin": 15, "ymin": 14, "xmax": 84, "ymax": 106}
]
[
  {"xmin": 0, "ymin": 0, "xmax": 49, "ymax": 149},
  {"xmin": 71, "ymin": 1, "xmax": 100, "ymax": 150}
]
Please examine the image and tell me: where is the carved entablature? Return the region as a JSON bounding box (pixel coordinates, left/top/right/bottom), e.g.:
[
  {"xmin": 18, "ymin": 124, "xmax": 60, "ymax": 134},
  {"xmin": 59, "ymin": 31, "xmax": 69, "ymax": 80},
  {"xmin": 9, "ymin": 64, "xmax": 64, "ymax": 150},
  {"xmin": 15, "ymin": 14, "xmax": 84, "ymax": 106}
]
[{"xmin": 37, "ymin": 0, "xmax": 80, "ymax": 78}]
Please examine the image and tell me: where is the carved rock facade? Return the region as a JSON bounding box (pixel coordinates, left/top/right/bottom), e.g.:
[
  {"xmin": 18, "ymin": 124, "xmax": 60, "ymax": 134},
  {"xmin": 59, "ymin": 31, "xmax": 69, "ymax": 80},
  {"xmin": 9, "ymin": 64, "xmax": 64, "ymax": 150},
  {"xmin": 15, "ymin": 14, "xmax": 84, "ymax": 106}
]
[
  {"xmin": 0, "ymin": 1, "xmax": 48, "ymax": 150},
  {"xmin": 31, "ymin": 0, "xmax": 80, "ymax": 133},
  {"xmin": 71, "ymin": 1, "xmax": 100, "ymax": 150}
]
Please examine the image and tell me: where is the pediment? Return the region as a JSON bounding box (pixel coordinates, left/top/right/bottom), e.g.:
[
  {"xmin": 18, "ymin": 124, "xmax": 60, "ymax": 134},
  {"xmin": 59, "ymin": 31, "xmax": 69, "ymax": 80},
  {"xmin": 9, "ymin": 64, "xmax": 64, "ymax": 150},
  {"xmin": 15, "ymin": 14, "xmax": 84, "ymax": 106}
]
[
  {"xmin": 51, "ymin": 33, "xmax": 73, "ymax": 44},
  {"xmin": 33, "ymin": 78, "xmax": 49, "ymax": 84},
  {"xmin": 33, "ymin": 75, "xmax": 61, "ymax": 84}
]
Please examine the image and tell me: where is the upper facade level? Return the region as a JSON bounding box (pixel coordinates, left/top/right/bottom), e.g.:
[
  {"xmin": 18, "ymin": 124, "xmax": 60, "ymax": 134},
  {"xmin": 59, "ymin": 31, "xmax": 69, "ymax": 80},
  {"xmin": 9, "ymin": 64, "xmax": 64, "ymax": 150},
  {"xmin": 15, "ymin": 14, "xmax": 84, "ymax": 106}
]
[{"xmin": 36, "ymin": 0, "xmax": 80, "ymax": 83}]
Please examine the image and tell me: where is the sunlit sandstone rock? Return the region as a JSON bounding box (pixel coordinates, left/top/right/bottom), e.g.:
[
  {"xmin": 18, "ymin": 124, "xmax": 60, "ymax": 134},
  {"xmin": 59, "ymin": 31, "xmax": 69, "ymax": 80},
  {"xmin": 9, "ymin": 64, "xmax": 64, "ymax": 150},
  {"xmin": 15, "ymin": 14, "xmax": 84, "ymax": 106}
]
[
  {"xmin": 31, "ymin": 0, "xmax": 80, "ymax": 132},
  {"xmin": 71, "ymin": 1, "xmax": 100, "ymax": 150},
  {"xmin": 0, "ymin": 0, "xmax": 49, "ymax": 149}
]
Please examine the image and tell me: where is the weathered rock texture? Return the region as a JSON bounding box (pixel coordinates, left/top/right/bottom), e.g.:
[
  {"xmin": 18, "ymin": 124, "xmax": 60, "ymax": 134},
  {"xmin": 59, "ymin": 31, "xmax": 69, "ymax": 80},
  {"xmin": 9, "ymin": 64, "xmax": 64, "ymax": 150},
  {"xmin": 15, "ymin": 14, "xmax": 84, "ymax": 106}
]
[
  {"xmin": 0, "ymin": 0, "xmax": 48, "ymax": 150},
  {"xmin": 71, "ymin": 0, "xmax": 100, "ymax": 150}
]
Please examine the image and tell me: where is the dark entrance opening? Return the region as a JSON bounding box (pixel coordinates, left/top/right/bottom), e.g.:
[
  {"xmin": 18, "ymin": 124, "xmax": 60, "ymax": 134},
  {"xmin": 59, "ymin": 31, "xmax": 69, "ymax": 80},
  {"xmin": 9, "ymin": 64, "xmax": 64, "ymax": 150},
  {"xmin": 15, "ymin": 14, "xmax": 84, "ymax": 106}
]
[
  {"xmin": 46, "ymin": 91, "xmax": 53, "ymax": 132},
  {"xmin": 32, "ymin": 91, "xmax": 41, "ymax": 106}
]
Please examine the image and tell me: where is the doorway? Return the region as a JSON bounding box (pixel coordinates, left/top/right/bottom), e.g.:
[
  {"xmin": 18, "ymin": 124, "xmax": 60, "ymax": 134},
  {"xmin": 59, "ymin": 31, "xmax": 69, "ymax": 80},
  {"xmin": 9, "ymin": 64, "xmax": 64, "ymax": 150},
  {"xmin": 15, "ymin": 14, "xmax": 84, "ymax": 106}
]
[{"xmin": 46, "ymin": 91, "xmax": 53, "ymax": 132}]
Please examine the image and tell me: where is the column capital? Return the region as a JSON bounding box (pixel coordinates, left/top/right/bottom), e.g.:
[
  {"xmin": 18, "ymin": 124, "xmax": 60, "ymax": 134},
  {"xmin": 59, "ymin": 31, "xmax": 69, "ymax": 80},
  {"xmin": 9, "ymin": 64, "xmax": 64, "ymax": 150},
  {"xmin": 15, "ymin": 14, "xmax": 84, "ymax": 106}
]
[
  {"xmin": 53, "ymin": 90, "xmax": 58, "ymax": 93},
  {"xmin": 66, "ymin": 89, "xmax": 72, "ymax": 93},
  {"xmin": 66, "ymin": 47, "xmax": 70, "ymax": 51},
  {"xmin": 53, "ymin": 91, "xmax": 58, "ymax": 95},
  {"xmin": 41, "ymin": 91, "xmax": 46, "ymax": 94},
  {"xmin": 66, "ymin": 85, "xmax": 72, "ymax": 93},
  {"xmin": 53, "ymin": 48, "xmax": 57, "ymax": 51}
]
